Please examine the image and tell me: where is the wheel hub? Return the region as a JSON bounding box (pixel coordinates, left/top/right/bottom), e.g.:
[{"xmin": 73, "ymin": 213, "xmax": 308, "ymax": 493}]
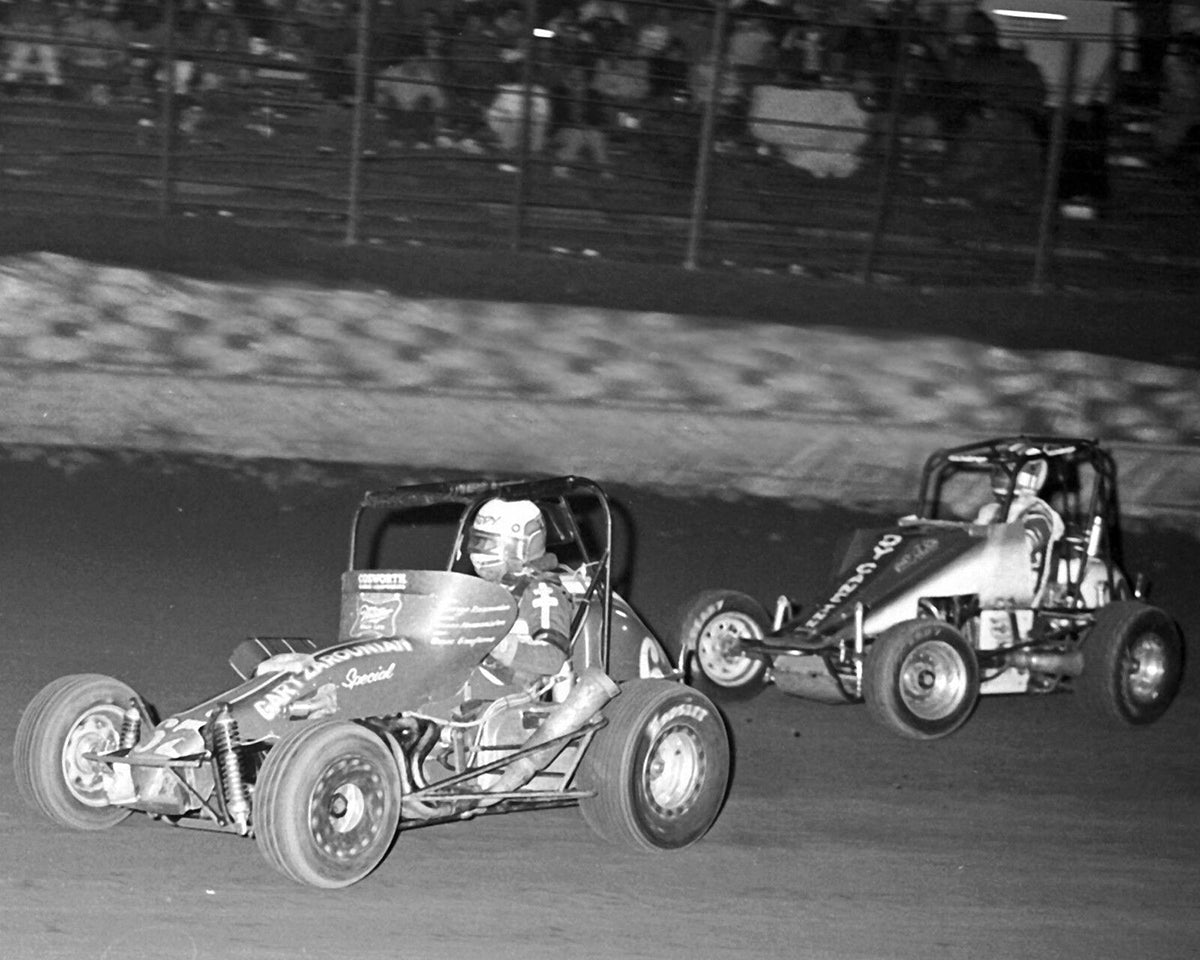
[
  {"xmin": 644, "ymin": 726, "xmax": 704, "ymax": 817},
  {"xmin": 698, "ymin": 613, "xmax": 759, "ymax": 683},
  {"xmin": 310, "ymin": 757, "xmax": 383, "ymax": 857},
  {"xmin": 61, "ymin": 708, "xmax": 123, "ymax": 807},
  {"xmin": 898, "ymin": 640, "xmax": 968, "ymax": 720},
  {"xmin": 1126, "ymin": 633, "xmax": 1170, "ymax": 704}
]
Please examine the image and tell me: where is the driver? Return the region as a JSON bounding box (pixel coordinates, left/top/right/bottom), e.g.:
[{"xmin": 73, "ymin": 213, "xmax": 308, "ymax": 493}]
[
  {"xmin": 975, "ymin": 457, "xmax": 1064, "ymax": 585},
  {"xmin": 467, "ymin": 499, "xmax": 574, "ymax": 690}
]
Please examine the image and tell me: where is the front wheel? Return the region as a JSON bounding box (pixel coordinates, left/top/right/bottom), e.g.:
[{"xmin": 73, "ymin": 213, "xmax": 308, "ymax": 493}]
[
  {"xmin": 13, "ymin": 674, "xmax": 141, "ymax": 830},
  {"xmin": 863, "ymin": 620, "xmax": 980, "ymax": 740},
  {"xmin": 677, "ymin": 590, "xmax": 770, "ymax": 695},
  {"xmin": 578, "ymin": 679, "xmax": 730, "ymax": 852},
  {"xmin": 1078, "ymin": 601, "xmax": 1182, "ymax": 726},
  {"xmin": 254, "ymin": 719, "xmax": 402, "ymax": 889}
]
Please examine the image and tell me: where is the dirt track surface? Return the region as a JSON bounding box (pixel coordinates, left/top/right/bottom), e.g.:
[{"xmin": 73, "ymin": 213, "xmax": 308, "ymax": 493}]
[{"xmin": 1, "ymin": 450, "xmax": 1197, "ymax": 960}]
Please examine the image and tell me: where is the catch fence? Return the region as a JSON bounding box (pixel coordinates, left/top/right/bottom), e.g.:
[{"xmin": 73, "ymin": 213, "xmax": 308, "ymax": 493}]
[{"xmin": 2, "ymin": 0, "xmax": 1196, "ymax": 290}]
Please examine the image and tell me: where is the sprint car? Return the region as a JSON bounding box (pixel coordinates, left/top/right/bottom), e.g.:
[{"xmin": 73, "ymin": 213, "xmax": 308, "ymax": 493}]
[
  {"xmin": 14, "ymin": 476, "xmax": 730, "ymax": 888},
  {"xmin": 677, "ymin": 437, "xmax": 1184, "ymax": 740}
]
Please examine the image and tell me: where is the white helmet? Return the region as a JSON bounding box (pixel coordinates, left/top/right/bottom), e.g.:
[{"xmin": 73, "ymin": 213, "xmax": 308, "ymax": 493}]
[
  {"xmin": 992, "ymin": 451, "xmax": 1049, "ymax": 498},
  {"xmin": 1013, "ymin": 458, "xmax": 1049, "ymax": 496},
  {"xmin": 468, "ymin": 499, "xmax": 546, "ymax": 581}
]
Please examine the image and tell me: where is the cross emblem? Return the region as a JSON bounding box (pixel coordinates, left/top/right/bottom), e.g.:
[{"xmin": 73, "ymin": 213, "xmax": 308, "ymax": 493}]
[{"xmin": 531, "ymin": 581, "xmax": 559, "ymax": 630}]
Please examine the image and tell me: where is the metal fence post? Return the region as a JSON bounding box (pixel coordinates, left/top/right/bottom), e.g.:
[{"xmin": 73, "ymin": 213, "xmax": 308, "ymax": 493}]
[
  {"xmin": 684, "ymin": 0, "xmax": 730, "ymax": 272},
  {"xmin": 1032, "ymin": 39, "xmax": 1080, "ymax": 291},
  {"xmin": 859, "ymin": 19, "xmax": 911, "ymax": 284},
  {"xmin": 344, "ymin": 0, "xmax": 372, "ymax": 245},
  {"xmin": 157, "ymin": 0, "xmax": 178, "ymax": 217}
]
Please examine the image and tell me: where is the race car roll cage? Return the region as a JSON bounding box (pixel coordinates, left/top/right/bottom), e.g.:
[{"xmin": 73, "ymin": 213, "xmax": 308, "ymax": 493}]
[
  {"xmin": 915, "ymin": 435, "xmax": 1128, "ymax": 600},
  {"xmin": 348, "ymin": 475, "xmax": 618, "ymax": 675}
]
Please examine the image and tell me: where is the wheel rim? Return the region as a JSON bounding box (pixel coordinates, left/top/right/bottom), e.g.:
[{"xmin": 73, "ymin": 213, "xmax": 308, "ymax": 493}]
[
  {"xmin": 642, "ymin": 724, "xmax": 704, "ymax": 817},
  {"xmin": 1125, "ymin": 632, "xmax": 1171, "ymax": 705},
  {"xmin": 309, "ymin": 755, "xmax": 389, "ymax": 861},
  {"xmin": 696, "ymin": 612, "xmax": 761, "ymax": 684},
  {"xmin": 61, "ymin": 706, "xmax": 124, "ymax": 807},
  {"xmin": 897, "ymin": 639, "xmax": 968, "ymax": 721}
]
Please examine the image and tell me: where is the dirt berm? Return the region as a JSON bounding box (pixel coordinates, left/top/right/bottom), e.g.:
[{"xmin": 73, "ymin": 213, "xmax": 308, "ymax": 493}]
[{"xmin": 0, "ymin": 213, "xmax": 1196, "ymax": 524}]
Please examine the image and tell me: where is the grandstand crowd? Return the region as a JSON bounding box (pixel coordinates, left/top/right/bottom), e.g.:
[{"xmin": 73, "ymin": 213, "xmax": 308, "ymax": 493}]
[{"xmin": 3, "ymin": 0, "xmax": 1199, "ymax": 205}]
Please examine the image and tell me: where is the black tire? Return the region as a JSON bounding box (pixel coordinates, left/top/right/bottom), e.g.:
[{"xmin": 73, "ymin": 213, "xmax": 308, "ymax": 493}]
[
  {"xmin": 578, "ymin": 679, "xmax": 730, "ymax": 852},
  {"xmin": 1078, "ymin": 601, "xmax": 1182, "ymax": 726},
  {"xmin": 254, "ymin": 719, "xmax": 402, "ymax": 889},
  {"xmin": 13, "ymin": 674, "xmax": 139, "ymax": 830},
  {"xmin": 677, "ymin": 590, "xmax": 770, "ymax": 695},
  {"xmin": 863, "ymin": 620, "xmax": 980, "ymax": 740}
]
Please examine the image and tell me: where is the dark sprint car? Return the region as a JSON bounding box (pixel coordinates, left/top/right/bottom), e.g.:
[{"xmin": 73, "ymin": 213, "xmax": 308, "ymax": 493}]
[
  {"xmin": 678, "ymin": 437, "xmax": 1184, "ymax": 740},
  {"xmin": 14, "ymin": 477, "xmax": 730, "ymax": 888}
]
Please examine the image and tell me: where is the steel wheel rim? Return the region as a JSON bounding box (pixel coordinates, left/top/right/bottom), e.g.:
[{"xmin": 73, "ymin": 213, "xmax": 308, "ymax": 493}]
[
  {"xmin": 643, "ymin": 725, "xmax": 704, "ymax": 817},
  {"xmin": 898, "ymin": 639, "xmax": 968, "ymax": 720},
  {"xmin": 1126, "ymin": 632, "xmax": 1170, "ymax": 704},
  {"xmin": 309, "ymin": 756, "xmax": 387, "ymax": 860},
  {"xmin": 61, "ymin": 706, "xmax": 123, "ymax": 807},
  {"xmin": 697, "ymin": 612, "xmax": 760, "ymax": 684}
]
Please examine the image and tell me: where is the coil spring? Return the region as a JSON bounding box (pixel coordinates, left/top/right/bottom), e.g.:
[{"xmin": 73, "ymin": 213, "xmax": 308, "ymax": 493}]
[
  {"xmin": 211, "ymin": 704, "xmax": 250, "ymax": 832},
  {"xmin": 119, "ymin": 700, "xmax": 141, "ymax": 750}
]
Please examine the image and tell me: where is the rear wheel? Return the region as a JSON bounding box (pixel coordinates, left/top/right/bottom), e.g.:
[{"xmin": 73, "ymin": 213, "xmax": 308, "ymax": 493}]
[
  {"xmin": 1078, "ymin": 601, "xmax": 1182, "ymax": 726},
  {"xmin": 863, "ymin": 620, "xmax": 980, "ymax": 740},
  {"xmin": 579, "ymin": 680, "xmax": 730, "ymax": 852},
  {"xmin": 677, "ymin": 590, "xmax": 770, "ymax": 695},
  {"xmin": 13, "ymin": 674, "xmax": 140, "ymax": 830},
  {"xmin": 254, "ymin": 720, "xmax": 401, "ymax": 889}
]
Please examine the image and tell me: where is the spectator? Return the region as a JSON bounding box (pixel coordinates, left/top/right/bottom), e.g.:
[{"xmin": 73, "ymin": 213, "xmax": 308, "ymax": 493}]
[
  {"xmin": 591, "ymin": 27, "xmax": 648, "ymax": 123},
  {"xmin": 376, "ymin": 13, "xmax": 449, "ymax": 148},
  {"xmin": 3, "ymin": 0, "xmax": 66, "ymax": 96},
  {"xmin": 193, "ymin": 0, "xmax": 252, "ymax": 130},
  {"xmin": 447, "ymin": 6, "xmax": 503, "ymax": 145},
  {"xmin": 233, "ymin": 0, "xmax": 277, "ymax": 45},
  {"xmin": 542, "ymin": 3, "xmax": 600, "ymax": 72},
  {"xmin": 486, "ymin": 60, "xmax": 551, "ymax": 168},
  {"xmin": 646, "ymin": 34, "xmax": 690, "ymax": 100},
  {"xmin": 303, "ymin": 0, "xmax": 356, "ymax": 152},
  {"xmin": 672, "ymin": 6, "xmax": 716, "ymax": 64},
  {"xmin": 941, "ymin": 9, "xmax": 1047, "ymax": 206},
  {"xmin": 491, "ymin": 2, "xmax": 527, "ymax": 57},
  {"xmin": 551, "ymin": 59, "xmax": 613, "ymax": 178},
  {"xmin": 635, "ymin": 5, "xmax": 672, "ymax": 59},
  {"xmin": 726, "ymin": 14, "xmax": 778, "ymax": 88},
  {"xmin": 60, "ymin": 0, "xmax": 126, "ymax": 104},
  {"xmin": 262, "ymin": 4, "xmax": 311, "ymax": 66},
  {"xmin": 1152, "ymin": 16, "xmax": 1200, "ymax": 166},
  {"xmin": 778, "ymin": 3, "xmax": 826, "ymax": 86},
  {"xmin": 111, "ymin": 0, "xmax": 162, "ymax": 98},
  {"xmin": 578, "ymin": 0, "xmax": 627, "ymax": 28}
]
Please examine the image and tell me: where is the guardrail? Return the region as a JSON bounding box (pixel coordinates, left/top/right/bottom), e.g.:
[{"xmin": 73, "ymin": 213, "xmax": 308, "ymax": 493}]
[{"xmin": 2, "ymin": 0, "xmax": 1196, "ymax": 290}]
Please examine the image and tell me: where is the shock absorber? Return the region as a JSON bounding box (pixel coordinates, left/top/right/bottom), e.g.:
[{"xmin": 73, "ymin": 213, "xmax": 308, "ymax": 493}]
[
  {"xmin": 119, "ymin": 699, "xmax": 142, "ymax": 750},
  {"xmin": 210, "ymin": 704, "xmax": 251, "ymax": 835}
]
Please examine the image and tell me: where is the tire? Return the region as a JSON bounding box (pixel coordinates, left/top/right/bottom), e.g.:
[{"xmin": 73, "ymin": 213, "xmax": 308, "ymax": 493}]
[
  {"xmin": 863, "ymin": 620, "xmax": 980, "ymax": 740},
  {"xmin": 13, "ymin": 674, "xmax": 139, "ymax": 830},
  {"xmin": 1078, "ymin": 601, "xmax": 1182, "ymax": 726},
  {"xmin": 254, "ymin": 719, "xmax": 402, "ymax": 889},
  {"xmin": 677, "ymin": 590, "xmax": 770, "ymax": 695},
  {"xmin": 578, "ymin": 679, "xmax": 730, "ymax": 852}
]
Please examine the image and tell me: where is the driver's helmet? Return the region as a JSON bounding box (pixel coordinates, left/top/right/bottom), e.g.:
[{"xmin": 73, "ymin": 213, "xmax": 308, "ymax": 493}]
[
  {"xmin": 468, "ymin": 499, "xmax": 546, "ymax": 581},
  {"xmin": 1013, "ymin": 458, "xmax": 1049, "ymax": 497},
  {"xmin": 992, "ymin": 455, "xmax": 1049, "ymax": 499}
]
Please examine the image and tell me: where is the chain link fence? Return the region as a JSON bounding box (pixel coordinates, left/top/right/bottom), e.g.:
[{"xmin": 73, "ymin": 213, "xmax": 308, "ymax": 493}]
[{"xmin": 2, "ymin": 0, "xmax": 1198, "ymax": 290}]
